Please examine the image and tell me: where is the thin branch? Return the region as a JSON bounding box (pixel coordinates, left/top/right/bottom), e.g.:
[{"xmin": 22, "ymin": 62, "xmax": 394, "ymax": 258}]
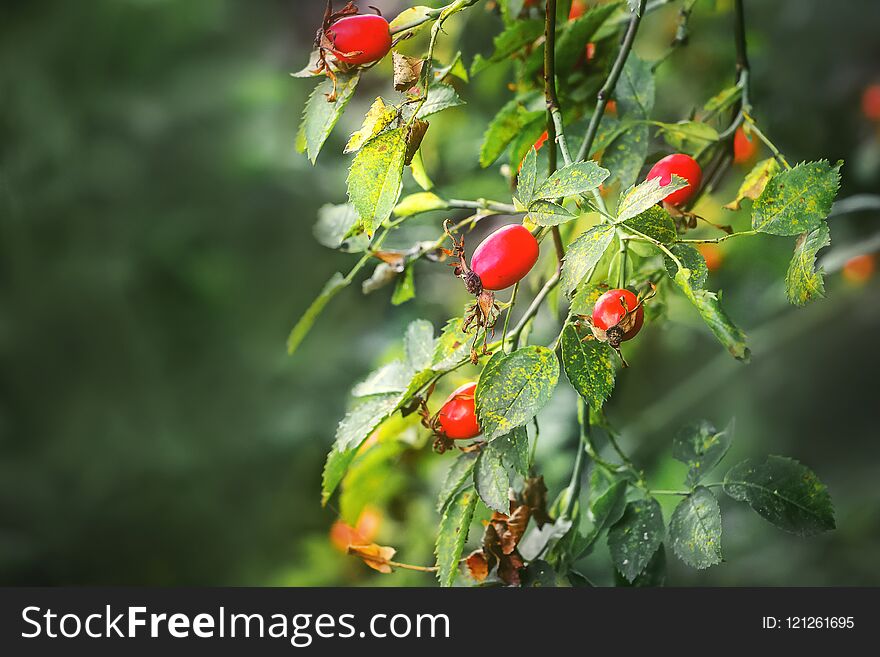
[
  {"xmin": 508, "ymin": 270, "xmax": 560, "ymax": 346},
  {"xmin": 575, "ymin": 0, "xmax": 648, "ymax": 164},
  {"xmin": 348, "ymin": 548, "xmax": 439, "ymax": 572},
  {"xmin": 562, "ymin": 399, "xmax": 591, "ymax": 520}
]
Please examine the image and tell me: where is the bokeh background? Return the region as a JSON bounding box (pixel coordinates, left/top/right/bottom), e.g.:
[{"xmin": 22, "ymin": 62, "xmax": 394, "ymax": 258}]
[{"xmin": 2, "ymin": 0, "xmax": 878, "ymax": 586}]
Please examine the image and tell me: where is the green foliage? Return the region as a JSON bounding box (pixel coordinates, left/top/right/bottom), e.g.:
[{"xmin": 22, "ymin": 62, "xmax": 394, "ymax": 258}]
[
  {"xmin": 479, "ymin": 95, "xmax": 544, "ymax": 167},
  {"xmin": 615, "ymin": 55, "xmax": 654, "ymax": 119},
  {"xmin": 475, "ymin": 440, "xmax": 511, "ymax": 513},
  {"xmin": 614, "ymin": 544, "xmax": 667, "ymax": 587},
  {"xmin": 725, "ymin": 157, "xmax": 780, "ymax": 211},
  {"xmin": 297, "ymin": 72, "xmax": 360, "ymax": 164},
  {"xmin": 322, "ymin": 393, "xmax": 401, "ymax": 505},
  {"xmin": 347, "ymin": 128, "xmax": 407, "ymax": 236},
  {"xmin": 672, "ymin": 419, "xmax": 734, "ymax": 487},
  {"xmin": 435, "ymin": 486, "xmax": 478, "ymax": 587},
  {"xmin": 437, "ymin": 452, "xmax": 478, "ymax": 513},
  {"xmin": 534, "ymin": 161, "xmax": 611, "ymax": 201},
  {"xmin": 673, "ymin": 268, "xmax": 750, "ymax": 361},
  {"xmin": 751, "ymin": 160, "xmax": 841, "ymax": 236},
  {"xmin": 432, "ymin": 317, "xmax": 474, "ymax": 369},
  {"xmin": 561, "ymin": 325, "xmax": 617, "ymax": 410},
  {"xmin": 622, "ymin": 205, "xmax": 677, "ymax": 244},
  {"xmin": 475, "ymin": 346, "xmax": 560, "ymax": 440},
  {"xmin": 287, "ymin": 273, "xmax": 348, "ymax": 356},
  {"xmin": 601, "ymin": 123, "xmax": 650, "ymax": 191},
  {"xmin": 655, "ymin": 121, "xmax": 719, "ymax": 154},
  {"xmin": 785, "ymin": 223, "xmax": 831, "ymax": 306},
  {"xmin": 616, "ymin": 175, "xmax": 688, "ymax": 222},
  {"xmin": 527, "ymin": 200, "xmax": 576, "ymax": 227},
  {"xmin": 471, "ymin": 20, "xmax": 545, "ymax": 76},
  {"xmin": 417, "ymin": 83, "xmax": 465, "ymax": 118},
  {"xmin": 561, "ymin": 225, "xmax": 616, "ymax": 295},
  {"xmin": 608, "ymin": 498, "xmax": 665, "ymax": 582},
  {"xmin": 664, "ymin": 244, "xmax": 708, "ymax": 289},
  {"xmin": 344, "ymin": 97, "xmax": 398, "ymax": 154},
  {"xmin": 556, "ymin": 3, "xmax": 621, "ymax": 73},
  {"xmin": 723, "ymin": 456, "xmax": 836, "ymax": 536},
  {"xmin": 669, "ymin": 487, "xmax": 723, "ymax": 569},
  {"xmin": 492, "ymin": 426, "xmax": 531, "ymax": 477},
  {"xmin": 313, "ymin": 204, "xmax": 364, "ymax": 251}
]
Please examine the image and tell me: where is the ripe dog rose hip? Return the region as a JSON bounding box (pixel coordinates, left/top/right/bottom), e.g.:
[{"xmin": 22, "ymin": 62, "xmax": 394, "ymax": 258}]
[
  {"xmin": 645, "ymin": 153, "xmax": 702, "ymax": 206},
  {"xmin": 592, "ymin": 288, "xmax": 644, "ymax": 345},
  {"xmin": 437, "ymin": 382, "xmax": 481, "ymax": 440},
  {"xmin": 733, "ymin": 126, "xmax": 758, "ymax": 164},
  {"xmin": 327, "ymin": 14, "xmax": 391, "ymax": 66},
  {"xmin": 470, "ymin": 224, "xmax": 540, "ymax": 291}
]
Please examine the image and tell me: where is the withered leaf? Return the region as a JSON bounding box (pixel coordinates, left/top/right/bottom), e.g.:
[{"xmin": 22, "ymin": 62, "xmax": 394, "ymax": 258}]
[
  {"xmin": 465, "ymin": 550, "xmax": 490, "ymax": 582},
  {"xmin": 393, "ymin": 52, "xmax": 424, "ymax": 92},
  {"xmin": 405, "ymin": 119, "xmax": 430, "ymax": 165},
  {"xmin": 348, "ymin": 543, "xmax": 397, "ymax": 574}
]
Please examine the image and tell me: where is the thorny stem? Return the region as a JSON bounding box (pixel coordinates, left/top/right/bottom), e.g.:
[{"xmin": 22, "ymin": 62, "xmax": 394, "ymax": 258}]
[
  {"xmin": 447, "ymin": 198, "xmax": 520, "ymax": 214},
  {"xmin": 679, "ymin": 229, "xmax": 757, "ymax": 244},
  {"xmin": 543, "ymin": 0, "xmax": 569, "ymax": 269},
  {"xmin": 617, "ymin": 235, "xmax": 628, "ymax": 288},
  {"xmin": 575, "ymin": 0, "xmax": 648, "ymax": 164}
]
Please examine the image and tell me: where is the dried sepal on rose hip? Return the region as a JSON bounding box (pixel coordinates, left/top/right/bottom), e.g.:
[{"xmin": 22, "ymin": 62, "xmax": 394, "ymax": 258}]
[
  {"xmin": 312, "ymin": 1, "xmax": 392, "ymax": 100},
  {"xmin": 418, "ymin": 382, "xmax": 483, "ymax": 454},
  {"xmin": 575, "ymin": 284, "xmax": 656, "ymax": 367},
  {"xmin": 444, "ymin": 220, "xmax": 540, "ymax": 363}
]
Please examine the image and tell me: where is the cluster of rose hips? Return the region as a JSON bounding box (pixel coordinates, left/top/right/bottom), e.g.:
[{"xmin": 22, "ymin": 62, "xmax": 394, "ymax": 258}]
[{"xmin": 311, "ymin": 4, "xmax": 715, "ymax": 450}]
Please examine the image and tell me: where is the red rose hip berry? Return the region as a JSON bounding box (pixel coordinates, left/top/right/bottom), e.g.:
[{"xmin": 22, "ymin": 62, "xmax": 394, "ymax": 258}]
[
  {"xmin": 437, "ymin": 383, "xmax": 481, "ymax": 440},
  {"xmin": 470, "ymin": 224, "xmax": 540, "ymax": 291},
  {"xmin": 327, "ymin": 14, "xmax": 391, "ymax": 66},
  {"xmin": 733, "ymin": 126, "xmax": 758, "ymax": 164},
  {"xmin": 645, "ymin": 153, "xmax": 702, "ymax": 206},
  {"xmin": 591, "ymin": 288, "xmax": 644, "ymax": 346}
]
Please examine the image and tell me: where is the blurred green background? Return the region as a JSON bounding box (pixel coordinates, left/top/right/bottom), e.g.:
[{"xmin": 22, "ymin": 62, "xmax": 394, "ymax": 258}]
[{"xmin": 1, "ymin": 0, "xmax": 878, "ymax": 586}]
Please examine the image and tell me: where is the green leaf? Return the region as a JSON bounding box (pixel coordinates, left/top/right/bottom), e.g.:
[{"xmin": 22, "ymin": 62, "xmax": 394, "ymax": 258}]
[
  {"xmin": 561, "ymin": 225, "xmax": 616, "ymax": 295},
  {"xmin": 577, "ymin": 476, "xmax": 628, "ymax": 557},
  {"xmin": 321, "ymin": 393, "xmax": 401, "ymax": 504},
  {"xmin": 785, "ymin": 223, "xmax": 831, "ymax": 307},
  {"xmin": 435, "ymin": 486, "xmax": 478, "ymax": 587},
  {"xmin": 614, "ymin": 54, "xmax": 654, "ymax": 119},
  {"xmin": 723, "ymin": 456, "xmax": 835, "ymax": 536},
  {"xmin": 622, "ymin": 205, "xmax": 677, "ymax": 244},
  {"xmin": 404, "ymin": 319, "xmax": 435, "ymax": 371},
  {"xmin": 391, "ymin": 265, "xmax": 416, "ymax": 305},
  {"xmin": 601, "ymin": 123, "xmax": 649, "ymax": 192},
  {"xmin": 298, "ymin": 72, "xmax": 360, "ymax": 164},
  {"xmin": 479, "ymin": 96, "xmax": 544, "ymax": 168},
  {"xmin": 344, "ymin": 96, "xmax": 398, "ymax": 154},
  {"xmin": 751, "ymin": 160, "xmax": 841, "ymax": 236},
  {"xmin": 410, "ymin": 150, "xmax": 434, "ymax": 191},
  {"xmin": 614, "ymin": 544, "xmax": 667, "ymax": 587},
  {"xmin": 433, "ymin": 51, "xmax": 469, "ymax": 83},
  {"xmin": 475, "ymin": 346, "xmax": 560, "ymax": 440},
  {"xmin": 389, "ymin": 6, "xmax": 435, "ymax": 35},
  {"xmin": 527, "ymin": 200, "xmax": 576, "ymax": 227},
  {"xmin": 669, "ymin": 487, "xmax": 723, "ymax": 569},
  {"xmin": 533, "ymin": 161, "xmax": 610, "ymax": 200},
  {"xmin": 287, "ymin": 273, "xmax": 348, "ymax": 356},
  {"xmin": 509, "ymin": 115, "xmax": 549, "ymax": 173},
  {"xmin": 394, "ymin": 191, "xmax": 449, "ymax": 217},
  {"xmin": 432, "ymin": 317, "xmax": 474, "ymax": 370},
  {"xmin": 655, "ymin": 121, "xmax": 719, "ymax": 154},
  {"xmin": 347, "ymin": 127, "xmax": 407, "ymax": 237},
  {"xmin": 313, "ymin": 203, "xmax": 363, "ymax": 251},
  {"xmin": 672, "ymin": 419, "xmax": 734, "ymax": 487},
  {"xmin": 474, "ymin": 441, "xmax": 511, "ymax": 513},
  {"xmin": 491, "ymin": 426, "xmax": 530, "ymax": 476},
  {"xmin": 608, "ymin": 498, "xmax": 665, "ymax": 582},
  {"xmin": 673, "ymin": 268, "xmax": 750, "ymax": 361},
  {"xmin": 560, "ymin": 325, "xmax": 616, "ymax": 410},
  {"xmin": 516, "ymin": 148, "xmax": 539, "ymax": 206},
  {"xmin": 724, "ymin": 157, "xmax": 780, "ymax": 211},
  {"xmin": 471, "ymin": 19, "xmax": 545, "ymax": 75},
  {"xmin": 703, "ymin": 85, "xmax": 741, "ymax": 113},
  {"xmin": 417, "ymin": 82, "xmax": 465, "ymax": 118},
  {"xmin": 616, "ymin": 175, "xmax": 688, "ymax": 222},
  {"xmin": 352, "ymin": 360, "xmax": 412, "ymax": 397},
  {"xmin": 437, "ymin": 451, "xmax": 478, "ymax": 512},
  {"xmin": 556, "ymin": 3, "xmax": 621, "ymax": 73},
  {"xmin": 663, "ymin": 244, "xmax": 708, "ymax": 290}
]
